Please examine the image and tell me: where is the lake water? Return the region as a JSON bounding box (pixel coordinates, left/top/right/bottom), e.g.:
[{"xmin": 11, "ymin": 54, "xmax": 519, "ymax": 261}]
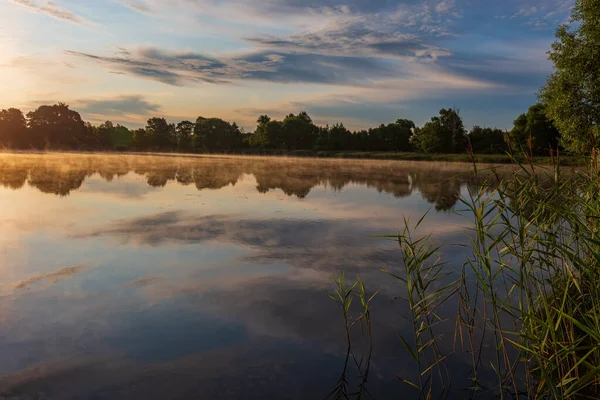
[{"xmin": 0, "ymin": 153, "xmax": 506, "ymax": 399}]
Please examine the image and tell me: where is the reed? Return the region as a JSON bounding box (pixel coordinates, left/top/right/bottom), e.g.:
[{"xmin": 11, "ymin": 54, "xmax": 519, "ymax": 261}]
[{"xmin": 331, "ymin": 153, "xmax": 600, "ymax": 398}]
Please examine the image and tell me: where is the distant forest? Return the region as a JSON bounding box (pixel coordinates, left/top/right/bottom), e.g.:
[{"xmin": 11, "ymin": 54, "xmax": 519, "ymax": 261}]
[{"xmin": 0, "ymin": 103, "xmax": 561, "ymax": 155}]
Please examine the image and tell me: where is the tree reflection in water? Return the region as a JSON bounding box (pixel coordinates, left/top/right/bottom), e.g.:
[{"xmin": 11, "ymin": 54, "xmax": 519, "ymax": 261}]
[{"xmin": 0, "ymin": 153, "xmax": 508, "ymax": 211}]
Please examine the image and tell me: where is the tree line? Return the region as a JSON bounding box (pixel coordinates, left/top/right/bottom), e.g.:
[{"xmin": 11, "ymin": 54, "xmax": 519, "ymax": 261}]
[{"xmin": 0, "ymin": 102, "xmax": 564, "ymax": 156}]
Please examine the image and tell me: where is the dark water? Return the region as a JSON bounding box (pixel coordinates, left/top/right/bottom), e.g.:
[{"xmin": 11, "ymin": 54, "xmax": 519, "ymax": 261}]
[{"xmin": 0, "ymin": 153, "xmax": 506, "ymax": 399}]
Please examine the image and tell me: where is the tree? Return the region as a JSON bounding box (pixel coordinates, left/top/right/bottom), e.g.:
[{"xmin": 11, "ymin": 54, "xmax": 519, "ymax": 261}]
[
  {"xmin": 110, "ymin": 125, "xmax": 133, "ymax": 150},
  {"xmin": 439, "ymin": 108, "xmax": 467, "ymax": 153},
  {"xmin": 91, "ymin": 121, "xmax": 132, "ymax": 150},
  {"xmin": 412, "ymin": 109, "xmax": 465, "ymax": 153},
  {"xmin": 315, "ymin": 123, "xmax": 352, "ymax": 150},
  {"xmin": 146, "ymin": 117, "xmax": 175, "ymax": 149},
  {"xmin": 539, "ymin": 0, "xmax": 600, "ymax": 153},
  {"xmin": 27, "ymin": 103, "xmax": 86, "ymax": 148},
  {"xmin": 132, "ymin": 128, "xmax": 153, "ymax": 149},
  {"xmin": 508, "ymin": 104, "xmax": 560, "ymax": 154},
  {"xmin": 369, "ymin": 120, "xmax": 414, "ymax": 151},
  {"xmin": 297, "ymin": 111, "xmax": 313, "ymax": 124},
  {"xmin": 282, "ymin": 112, "xmax": 318, "ymax": 150},
  {"xmin": 257, "ymin": 115, "xmax": 271, "ymax": 125},
  {"xmin": 96, "ymin": 121, "xmax": 115, "ymax": 149},
  {"xmin": 396, "ymin": 119, "xmax": 416, "ymax": 130},
  {"xmin": 250, "ymin": 119, "xmax": 285, "ymax": 149},
  {"xmin": 0, "ymin": 108, "xmax": 28, "ymax": 148},
  {"xmin": 193, "ymin": 117, "xmax": 242, "ymax": 151},
  {"xmin": 468, "ymin": 126, "xmax": 508, "ymax": 154},
  {"xmin": 412, "ymin": 119, "xmax": 446, "ymax": 153},
  {"xmin": 175, "ymin": 120, "xmax": 194, "ymax": 150}
]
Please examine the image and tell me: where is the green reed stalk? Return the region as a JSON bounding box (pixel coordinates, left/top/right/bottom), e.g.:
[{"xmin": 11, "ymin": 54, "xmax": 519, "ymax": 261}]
[{"xmin": 330, "ymin": 154, "xmax": 600, "ymax": 399}]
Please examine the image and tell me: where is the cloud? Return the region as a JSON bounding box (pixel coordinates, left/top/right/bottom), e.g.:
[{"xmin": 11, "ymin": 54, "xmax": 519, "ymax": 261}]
[
  {"xmin": 9, "ymin": 0, "xmax": 89, "ymax": 24},
  {"xmin": 123, "ymin": 1, "xmax": 152, "ymax": 14},
  {"xmin": 66, "ymin": 47, "xmax": 401, "ymax": 87},
  {"xmin": 512, "ymin": 7, "xmax": 538, "ymax": 19},
  {"xmin": 71, "ymin": 211, "xmax": 469, "ymax": 274},
  {"xmin": 61, "ymin": 0, "xmax": 481, "ymax": 99},
  {"xmin": 246, "ymin": 24, "xmax": 450, "ymax": 61},
  {"xmin": 13, "ymin": 265, "xmax": 88, "ymax": 289},
  {"xmin": 76, "ymin": 95, "xmax": 161, "ymax": 117},
  {"xmin": 498, "ymin": 0, "xmax": 574, "ymax": 25},
  {"xmin": 437, "ymin": 38, "xmax": 553, "ymax": 90}
]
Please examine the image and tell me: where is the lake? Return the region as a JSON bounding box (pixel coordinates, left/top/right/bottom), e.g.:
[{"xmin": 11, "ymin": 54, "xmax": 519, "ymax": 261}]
[{"xmin": 0, "ymin": 153, "xmax": 510, "ymax": 399}]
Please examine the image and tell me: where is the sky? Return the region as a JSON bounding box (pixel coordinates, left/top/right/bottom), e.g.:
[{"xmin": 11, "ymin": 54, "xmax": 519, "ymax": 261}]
[{"xmin": 0, "ymin": 0, "xmax": 574, "ymax": 131}]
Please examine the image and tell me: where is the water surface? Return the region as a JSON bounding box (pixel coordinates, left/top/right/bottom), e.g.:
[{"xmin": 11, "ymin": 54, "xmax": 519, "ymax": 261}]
[{"xmin": 0, "ymin": 153, "xmax": 504, "ymax": 399}]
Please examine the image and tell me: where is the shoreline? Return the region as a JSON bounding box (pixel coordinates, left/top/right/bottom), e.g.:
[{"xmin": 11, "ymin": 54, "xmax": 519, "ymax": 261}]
[{"xmin": 0, "ymin": 149, "xmax": 587, "ymax": 166}]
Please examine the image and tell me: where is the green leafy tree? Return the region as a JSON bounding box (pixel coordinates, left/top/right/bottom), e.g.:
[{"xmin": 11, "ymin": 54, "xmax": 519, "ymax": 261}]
[
  {"xmin": 327, "ymin": 123, "xmax": 352, "ymax": 150},
  {"xmin": 146, "ymin": 117, "xmax": 175, "ymax": 149},
  {"xmin": 0, "ymin": 108, "xmax": 28, "ymax": 148},
  {"xmin": 193, "ymin": 117, "xmax": 242, "ymax": 151},
  {"xmin": 257, "ymin": 115, "xmax": 271, "ymax": 125},
  {"xmin": 468, "ymin": 126, "xmax": 508, "ymax": 154},
  {"xmin": 27, "ymin": 103, "xmax": 86, "ymax": 148},
  {"xmin": 250, "ymin": 115, "xmax": 271, "ymax": 148},
  {"xmin": 250, "ymin": 117, "xmax": 286, "ymax": 149},
  {"xmin": 132, "ymin": 128, "xmax": 153, "ymax": 149},
  {"xmin": 315, "ymin": 123, "xmax": 352, "ymax": 151},
  {"xmin": 439, "ymin": 108, "xmax": 467, "ymax": 153},
  {"xmin": 368, "ymin": 119, "xmax": 414, "ymax": 151},
  {"xmin": 412, "ymin": 120, "xmax": 446, "ymax": 153},
  {"xmin": 396, "ymin": 119, "xmax": 416, "ymax": 130},
  {"xmin": 412, "ymin": 109, "xmax": 465, "ymax": 153},
  {"xmin": 508, "ymin": 104, "xmax": 560, "ymax": 154},
  {"xmin": 539, "ymin": 0, "xmax": 600, "ymax": 153},
  {"xmin": 282, "ymin": 112, "xmax": 318, "ymax": 150},
  {"xmin": 96, "ymin": 121, "xmax": 115, "ymax": 148},
  {"xmin": 175, "ymin": 120, "xmax": 194, "ymax": 150},
  {"xmin": 297, "ymin": 111, "xmax": 313, "ymax": 124},
  {"xmin": 111, "ymin": 125, "xmax": 133, "ymax": 150}
]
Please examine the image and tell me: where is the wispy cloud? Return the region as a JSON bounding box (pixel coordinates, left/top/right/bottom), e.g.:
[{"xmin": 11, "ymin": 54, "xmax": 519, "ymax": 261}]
[
  {"xmin": 9, "ymin": 0, "xmax": 89, "ymax": 24},
  {"xmin": 13, "ymin": 265, "xmax": 89, "ymax": 289},
  {"xmin": 512, "ymin": 7, "xmax": 538, "ymax": 19},
  {"xmin": 123, "ymin": 1, "xmax": 152, "ymax": 14},
  {"xmin": 65, "ymin": 47, "xmax": 402, "ymax": 87},
  {"xmin": 246, "ymin": 24, "xmax": 451, "ymax": 61},
  {"xmin": 76, "ymin": 95, "xmax": 161, "ymax": 117}
]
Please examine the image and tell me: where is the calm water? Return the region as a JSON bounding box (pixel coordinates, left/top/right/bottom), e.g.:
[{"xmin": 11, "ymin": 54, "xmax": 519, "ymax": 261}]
[{"xmin": 0, "ymin": 153, "xmax": 504, "ymax": 399}]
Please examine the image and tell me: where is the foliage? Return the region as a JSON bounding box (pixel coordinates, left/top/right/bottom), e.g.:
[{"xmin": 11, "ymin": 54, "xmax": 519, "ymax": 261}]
[
  {"xmin": 412, "ymin": 108, "xmax": 466, "ymax": 153},
  {"xmin": 94, "ymin": 121, "xmax": 133, "ymax": 150},
  {"xmin": 26, "ymin": 103, "xmax": 86, "ymax": 148},
  {"xmin": 332, "ymin": 158, "xmax": 600, "ymax": 398},
  {"xmin": 539, "ymin": 0, "xmax": 600, "ymax": 153},
  {"xmin": 367, "ymin": 120, "xmax": 414, "ymax": 152},
  {"xmin": 316, "ymin": 123, "xmax": 351, "ymax": 151},
  {"xmin": 0, "ymin": 104, "xmax": 574, "ymax": 157},
  {"xmin": 468, "ymin": 126, "xmax": 508, "ymax": 154},
  {"xmin": 132, "ymin": 128, "xmax": 153, "ymax": 149},
  {"xmin": 193, "ymin": 117, "xmax": 242, "ymax": 151},
  {"xmin": 0, "ymin": 108, "xmax": 28, "ymax": 148},
  {"xmin": 175, "ymin": 120, "xmax": 194, "ymax": 150},
  {"xmin": 250, "ymin": 118, "xmax": 282, "ymax": 149},
  {"xmin": 508, "ymin": 103, "xmax": 560, "ymax": 154},
  {"xmin": 282, "ymin": 112, "xmax": 319, "ymax": 150},
  {"xmin": 146, "ymin": 117, "xmax": 175, "ymax": 149}
]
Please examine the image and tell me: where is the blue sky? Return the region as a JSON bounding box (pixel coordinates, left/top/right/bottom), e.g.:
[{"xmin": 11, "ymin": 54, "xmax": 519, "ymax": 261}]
[{"xmin": 0, "ymin": 0, "xmax": 574, "ymax": 130}]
